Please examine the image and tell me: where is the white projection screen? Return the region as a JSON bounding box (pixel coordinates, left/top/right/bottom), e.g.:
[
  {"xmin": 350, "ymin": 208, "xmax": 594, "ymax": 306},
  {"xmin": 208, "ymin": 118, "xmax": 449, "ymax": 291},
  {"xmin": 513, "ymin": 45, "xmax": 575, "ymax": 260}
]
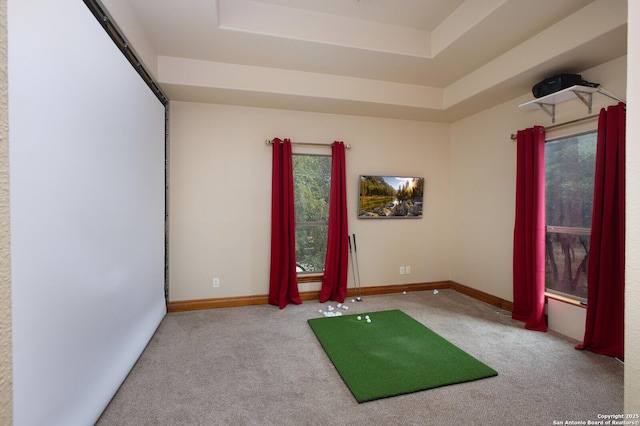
[{"xmin": 8, "ymin": 0, "xmax": 167, "ymax": 424}]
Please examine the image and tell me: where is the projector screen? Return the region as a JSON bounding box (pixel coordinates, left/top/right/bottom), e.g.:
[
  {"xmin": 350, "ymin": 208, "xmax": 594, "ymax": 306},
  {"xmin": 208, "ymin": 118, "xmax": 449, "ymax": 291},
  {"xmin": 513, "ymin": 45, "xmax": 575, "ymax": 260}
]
[{"xmin": 8, "ymin": 0, "xmax": 167, "ymax": 424}]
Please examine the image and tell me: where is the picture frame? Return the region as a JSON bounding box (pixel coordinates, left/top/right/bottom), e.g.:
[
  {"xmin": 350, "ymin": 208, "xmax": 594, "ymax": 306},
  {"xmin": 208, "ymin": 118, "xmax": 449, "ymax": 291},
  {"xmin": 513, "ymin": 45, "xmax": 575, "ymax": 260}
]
[{"xmin": 358, "ymin": 175, "xmax": 424, "ymax": 219}]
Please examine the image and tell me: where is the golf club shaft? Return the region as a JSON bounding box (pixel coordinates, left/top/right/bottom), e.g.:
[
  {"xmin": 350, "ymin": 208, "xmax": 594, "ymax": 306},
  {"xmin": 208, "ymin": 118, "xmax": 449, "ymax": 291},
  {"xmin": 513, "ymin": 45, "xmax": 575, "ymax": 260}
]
[
  {"xmin": 348, "ymin": 235, "xmax": 358, "ymax": 299},
  {"xmin": 353, "ymin": 233, "xmax": 362, "ymax": 299}
]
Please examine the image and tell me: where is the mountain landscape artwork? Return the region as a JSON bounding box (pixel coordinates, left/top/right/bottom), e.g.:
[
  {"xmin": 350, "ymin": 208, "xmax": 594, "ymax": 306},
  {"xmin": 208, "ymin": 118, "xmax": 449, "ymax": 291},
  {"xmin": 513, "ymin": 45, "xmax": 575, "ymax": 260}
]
[{"xmin": 358, "ymin": 175, "xmax": 424, "ymax": 219}]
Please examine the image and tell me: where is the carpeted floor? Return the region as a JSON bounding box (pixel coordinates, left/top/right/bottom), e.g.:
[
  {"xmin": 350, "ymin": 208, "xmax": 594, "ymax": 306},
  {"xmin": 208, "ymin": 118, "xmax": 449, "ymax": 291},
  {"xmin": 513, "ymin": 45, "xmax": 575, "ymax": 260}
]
[{"xmin": 97, "ymin": 289, "xmax": 623, "ymax": 425}]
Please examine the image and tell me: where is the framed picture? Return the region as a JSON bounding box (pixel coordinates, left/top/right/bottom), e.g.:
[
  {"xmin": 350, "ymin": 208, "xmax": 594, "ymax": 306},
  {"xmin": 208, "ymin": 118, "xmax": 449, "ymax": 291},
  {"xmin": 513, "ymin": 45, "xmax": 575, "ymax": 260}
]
[{"xmin": 358, "ymin": 175, "xmax": 424, "ymax": 219}]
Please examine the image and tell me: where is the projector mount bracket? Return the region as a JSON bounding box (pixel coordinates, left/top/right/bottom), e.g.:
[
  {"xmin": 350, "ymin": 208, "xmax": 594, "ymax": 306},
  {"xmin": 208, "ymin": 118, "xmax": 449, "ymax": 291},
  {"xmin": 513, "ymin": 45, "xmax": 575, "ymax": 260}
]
[{"xmin": 519, "ymin": 85, "xmax": 600, "ymax": 124}]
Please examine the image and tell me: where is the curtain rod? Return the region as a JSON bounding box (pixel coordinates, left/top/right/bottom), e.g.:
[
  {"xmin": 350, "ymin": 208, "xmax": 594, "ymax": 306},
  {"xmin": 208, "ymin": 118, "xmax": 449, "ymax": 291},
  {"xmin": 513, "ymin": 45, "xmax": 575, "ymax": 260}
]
[
  {"xmin": 265, "ymin": 139, "xmax": 351, "ymax": 149},
  {"xmin": 510, "ymin": 114, "xmax": 599, "ymax": 140}
]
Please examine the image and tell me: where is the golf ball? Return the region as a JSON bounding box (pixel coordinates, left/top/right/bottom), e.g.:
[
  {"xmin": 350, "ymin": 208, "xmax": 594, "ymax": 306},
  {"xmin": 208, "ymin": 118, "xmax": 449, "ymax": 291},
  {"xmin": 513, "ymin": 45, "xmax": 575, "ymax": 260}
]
[
  {"xmin": 403, "ymin": 291, "xmax": 407, "ymax": 295},
  {"xmin": 366, "ymin": 319, "xmax": 372, "ymax": 323},
  {"xmin": 344, "ymin": 306, "xmax": 349, "ymax": 310},
  {"xmin": 365, "ymin": 315, "xmax": 370, "ymax": 320},
  {"xmin": 357, "ymin": 316, "xmax": 362, "ymax": 321},
  {"xmin": 351, "ymin": 299, "xmax": 355, "ymax": 303},
  {"xmin": 337, "ymin": 303, "xmax": 342, "ymax": 308}
]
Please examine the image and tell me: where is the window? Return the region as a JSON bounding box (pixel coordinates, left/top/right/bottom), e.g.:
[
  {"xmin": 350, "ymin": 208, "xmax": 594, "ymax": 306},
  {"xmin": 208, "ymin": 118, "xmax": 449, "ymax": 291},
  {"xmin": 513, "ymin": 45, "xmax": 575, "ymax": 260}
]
[
  {"xmin": 544, "ymin": 132, "xmax": 596, "ymax": 300},
  {"xmin": 293, "ymin": 154, "xmax": 331, "ymax": 274}
]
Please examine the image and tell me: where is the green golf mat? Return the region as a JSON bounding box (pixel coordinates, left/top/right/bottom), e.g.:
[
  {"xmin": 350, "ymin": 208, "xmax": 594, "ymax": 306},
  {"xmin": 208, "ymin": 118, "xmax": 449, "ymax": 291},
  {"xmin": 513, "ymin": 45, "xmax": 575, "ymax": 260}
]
[{"xmin": 307, "ymin": 309, "xmax": 498, "ymax": 403}]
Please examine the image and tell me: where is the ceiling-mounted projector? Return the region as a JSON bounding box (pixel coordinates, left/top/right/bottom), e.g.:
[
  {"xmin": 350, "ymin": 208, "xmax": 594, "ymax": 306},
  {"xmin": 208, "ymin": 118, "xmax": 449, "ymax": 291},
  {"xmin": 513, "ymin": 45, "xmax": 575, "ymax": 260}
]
[{"xmin": 532, "ymin": 74, "xmax": 599, "ymax": 98}]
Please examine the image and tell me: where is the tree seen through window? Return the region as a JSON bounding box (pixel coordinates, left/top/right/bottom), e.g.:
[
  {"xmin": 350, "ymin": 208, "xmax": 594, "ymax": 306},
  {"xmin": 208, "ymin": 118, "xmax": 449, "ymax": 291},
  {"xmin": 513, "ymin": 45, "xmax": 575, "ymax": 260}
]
[
  {"xmin": 293, "ymin": 154, "xmax": 331, "ymax": 273},
  {"xmin": 545, "ymin": 132, "xmax": 596, "ymax": 300}
]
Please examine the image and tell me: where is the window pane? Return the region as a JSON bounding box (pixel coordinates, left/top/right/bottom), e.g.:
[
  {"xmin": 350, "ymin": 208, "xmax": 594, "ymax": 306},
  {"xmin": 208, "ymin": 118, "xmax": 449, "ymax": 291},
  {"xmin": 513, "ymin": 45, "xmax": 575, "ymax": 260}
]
[
  {"xmin": 295, "ymin": 224, "xmax": 328, "ymax": 273},
  {"xmin": 545, "ymin": 231, "xmax": 589, "ymax": 299},
  {"xmin": 545, "ymin": 133, "xmax": 596, "ymax": 228},
  {"xmin": 544, "ymin": 132, "xmax": 596, "ymax": 300},
  {"xmin": 293, "ymin": 154, "xmax": 331, "ymax": 274}
]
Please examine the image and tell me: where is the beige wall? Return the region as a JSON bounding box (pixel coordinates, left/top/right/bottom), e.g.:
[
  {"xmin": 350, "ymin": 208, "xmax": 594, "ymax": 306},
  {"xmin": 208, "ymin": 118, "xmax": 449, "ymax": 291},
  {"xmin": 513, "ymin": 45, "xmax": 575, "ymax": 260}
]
[
  {"xmin": 0, "ymin": 0, "xmax": 11, "ymax": 422},
  {"xmin": 626, "ymin": 1, "xmax": 640, "ymax": 415},
  {"xmin": 449, "ymin": 55, "xmax": 627, "ymax": 300},
  {"xmin": 450, "ymin": 54, "xmax": 636, "ymax": 412},
  {"xmin": 168, "ymin": 102, "xmax": 451, "ymax": 301}
]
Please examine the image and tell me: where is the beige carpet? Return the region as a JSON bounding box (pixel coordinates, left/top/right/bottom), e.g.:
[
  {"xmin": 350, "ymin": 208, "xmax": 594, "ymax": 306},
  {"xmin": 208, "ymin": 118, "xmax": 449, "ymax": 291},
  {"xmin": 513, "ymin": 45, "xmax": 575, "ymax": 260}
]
[{"xmin": 97, "ymin": 289, "xmax": 623, "ymax": 425}]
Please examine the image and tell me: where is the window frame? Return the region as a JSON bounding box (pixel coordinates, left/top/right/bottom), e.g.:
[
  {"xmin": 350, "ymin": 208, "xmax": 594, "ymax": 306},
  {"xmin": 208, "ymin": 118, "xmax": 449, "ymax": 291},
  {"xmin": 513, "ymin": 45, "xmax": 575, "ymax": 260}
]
[
  {"xmin": 543, "ymin": 130, "xmax": 597, "ymax": 303},
  {"xmin": 292, "ymin": 152, "xmax": 332, "ymax": 279}
]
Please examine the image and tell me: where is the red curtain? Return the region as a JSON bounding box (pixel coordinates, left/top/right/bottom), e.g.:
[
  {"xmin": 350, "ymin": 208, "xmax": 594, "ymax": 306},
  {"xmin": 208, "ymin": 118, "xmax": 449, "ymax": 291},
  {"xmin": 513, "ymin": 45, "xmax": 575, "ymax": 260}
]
[
  {"xmin": 512, "ymin": 126, "xmax": 547, "ymax": 332},
  {"xmin": 576, "ymin": 103, "xmax": 625, "ymax": 358},
  {"xmin": 269, "ymin": 138, "xmax": 302, "ymax": 309},
  {"xmin": 320, "ymin": 142, "xmax": 349, "ymax": 303}
]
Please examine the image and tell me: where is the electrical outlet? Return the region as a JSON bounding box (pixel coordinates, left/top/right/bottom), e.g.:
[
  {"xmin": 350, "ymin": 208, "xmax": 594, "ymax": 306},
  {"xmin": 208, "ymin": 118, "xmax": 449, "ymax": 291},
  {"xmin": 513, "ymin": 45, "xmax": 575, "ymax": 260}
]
[
  {"xmin": 399, "ymin": 266, "xmax": 405, "ymax": 275},
  {"xmin": 213, "ymin": 277, "xmax": 220, "ymax": 288},
  {"xmin": 405, "ymin": 266, "xmax": 411, "ymax": 275}
]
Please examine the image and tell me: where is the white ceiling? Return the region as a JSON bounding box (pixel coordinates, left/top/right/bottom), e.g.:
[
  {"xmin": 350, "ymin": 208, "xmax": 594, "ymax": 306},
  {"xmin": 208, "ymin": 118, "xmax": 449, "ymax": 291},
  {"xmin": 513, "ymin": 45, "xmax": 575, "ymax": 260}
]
[
  {"xmin": 115, "ymin": 0, "xmax": 627, "ymax": 122},
  {"xmin": 252, "ymin": 0, "xmax": 466, "ymax": 31}
]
